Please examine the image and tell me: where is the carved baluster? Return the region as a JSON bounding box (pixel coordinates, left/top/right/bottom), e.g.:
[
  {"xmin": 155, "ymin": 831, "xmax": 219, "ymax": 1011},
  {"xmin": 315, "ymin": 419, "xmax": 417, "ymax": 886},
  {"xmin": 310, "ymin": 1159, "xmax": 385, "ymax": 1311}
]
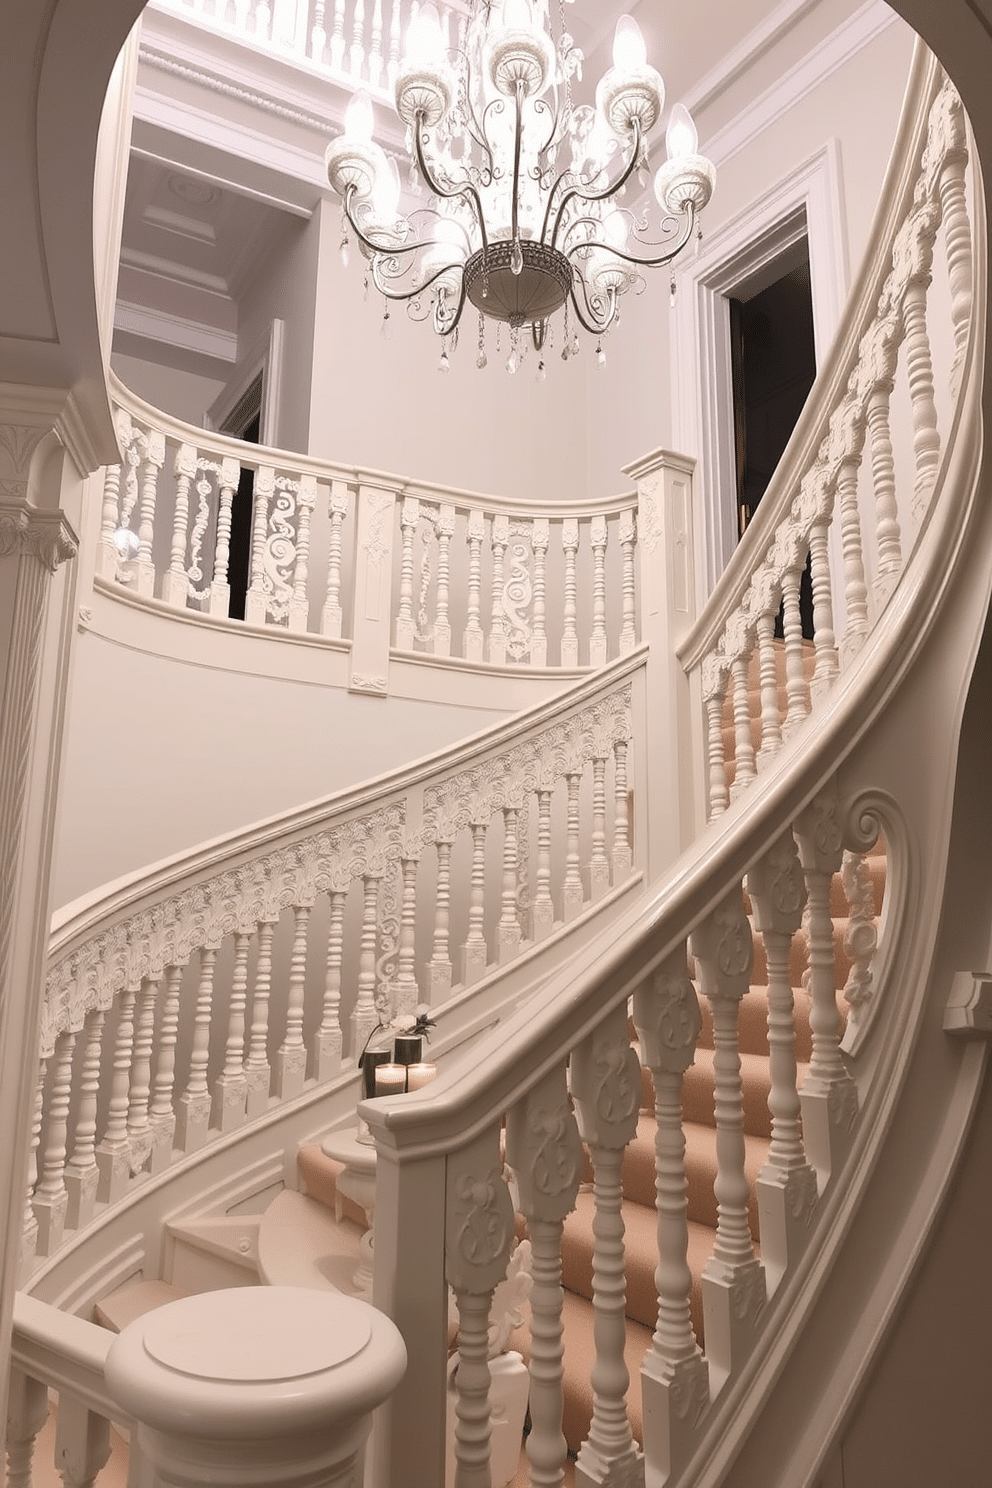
[
  {"xmin": 287, "ymin": 473, "xmax": 317, "ymax": 631},
  {"xmin": 690, "ymin": 891, "xmax": 765, "ymax": 1391},
  {"xmin": 135, "ymin": 429, "xmax": 165, "ymax": 598},
  {"xmin": 563, "ymin": 769, "xmax": 583, "ymax": 922},
  {"xmin": 589, "ymin": 515, "xmax": 609, "ymax": 667},
  {"xmin": 747, "ymin": 836, "xmax": 818, "ymax": 1290},
  {"xmin": 611, "ymin": 738, "xmax": 632, "ymax": 879},
  {"xmin": 462, "ymin": 817, "xmax": 489, "ymax": 985},
  {"xmin": 903, "ymin": 279, "xmax": 941, "ymax": 521},
  {"xmin": 396, "ymin": 496, "xmax": 419, "ymax": 650},
  {"xmin": 571, "ymin": 1005, "xmax": 643, "ymax": 1487},
  {"xmin": 351, "ymin": 874, "xmax": 381, "ymax": 1056},
  {"xmin": 633, "ymin": 953, "xmax": 709, "ymax": 1480},
  {"xmin": 428, "ymin": 838, "xmax": 454, "ymax": 1001},
  {"xmin": 618, "ymin": 509, "xmax": 637, "ymax": 653},
  {"xmin": 127, "ymin": 975, "xmax": 159, "ymax": 1168},
  {"xmin": 530, "ymin": 517, "xmax": 549, "ymax": 667},
  {"xmin": 585, "ymin": 752, "xmax": 610, "ymax": 902},
  {"xmin": 446, "ymin": 1126, "xmax": 516, "ymax": 1488},
  {"xmin": 840, "ymin": 847, "xmax": 878, "ymax": 1040},
  {"xmin": 489, "ymin": 514, "xmax": 509, "ymax": 665},
  {"xmin": 464, "ymin": 509, "xmax": 486, "ymax": 661},
  {"xmin": 506, "ymin": 1067, "xmax": 584, "ymax": 1488},
  {"xmin": 276, "ymin": 903, "xmax": 312, "ymax": 1101},
  {"xmin": 212, "ymin": 933, "xmax": 250, "ymax": 1130},
  {"xmin": 162, "ymin": 442, "xmax": 196, "ymax": 607},
  {"xmin": 531, "ymin": 788, "xmax": 554, "ymax": 941},
  {"xmin": 207, "ymin": 455, "xmax": 241, "ymax": 616},
  {"xmin": 96, "ymin": 988, "xmax": 137, "ymax": 1202},
  {"xmin": 33, "ymin": 1028, "xmax": 75, "ymax": 1255},
  {"xmin": 936, "ymin": 90, "xmax": 972, "ymax": 394},
  {"xmin": 395, "ymin": 852, "xmax": 420, "ymax": 1014},
  {"xmin": 781, "ymin": 562, "xmax": 811, "ymax": 737},
  {"xmin": 837, "ymin": 457, "xmax": 870, "ymax": 662},
  {"xmin": 350, "ymin": 0, "xmax": 366, "ymax": 78},
  {"xmin": 866, "ymin": 386, "xmax": 902, "ymax": 603},
  {"xmin": 311, "ymin": 0, "xmax": 327, "ymax": 58},
  {"xmin": 176, "ymin": 945, "xmax": 218, "ymax": 1152},
  {"xmin": 561, "ymin": 519, "xmax": 579, "ymax": 666},
  {"xmin": 22, "ymin": 1060, "xmax": 45, "ymax": 1272},
  {"xmin": 149, "ymin": 964, "xmax": 182, "ymax": 1168},
  {"xmin": 754, "ymin": 609, "xmax": 783, "ymax": 768},
  {"xmin": 53, "ymin": 1397, "xmax": 111, "ymax": 1488},
  {"xmin": 233, "ymin": 0, "xmax": 250, "ymax": 31},
  {"xmin": 795, "ymin": 788, "xmax": 859, "ymax": 1176},
  {"xmin": 330, "ymin": 0, "xmax": 346, "ymax": 69},
  {"xmin": 703, "ymin": 663, "xmax": 729, "ymax": 818},
  {"xmin": 367, "ymin": 0, "xmax": 384, "ymax": 85},
  {"xmin": 245, "ymin": 922, "xmax": 275, "ymax": 1118},
  {"xmin": 245, "ymin": 465, "xmax": 276, "ymax": 624},
  {"xmin": 386, "ymin": 0, "xmax": 402, "ymax": 85},
  {"xmin": 255, "ymin": 0, "xmax": 272, "ymax": 42},
  {"xmin": 96, "ymin": 455, "xmax": 124, "ymax": 579},
  {"xmin": 321, "ymin": 481, "xmax": 349, "ymax": 637},
  {"xmin": 497, "ymin": 805, "xmax": 522, "ymax": 963},
  {"xmin": 808, "ymin": 515, "xmax": 839, "ymax": 700},
  {"xmin": 434, "ymin": 503, "xmax": 455, "ymax": 655},
  {"xmin": 5, "ymin": 1369, "xmax": 49, "ymax": 1488},
  {"xmin": 64, "ymin": 1007, "xmax": 105, "ymax": 1228},
  {"xmin": 729, "ymin": 651, "xmax": 756, "ymax": 796},
  {"xmin": 312, "ymin": 886, "xmax": 346, "ymax": 1079}
]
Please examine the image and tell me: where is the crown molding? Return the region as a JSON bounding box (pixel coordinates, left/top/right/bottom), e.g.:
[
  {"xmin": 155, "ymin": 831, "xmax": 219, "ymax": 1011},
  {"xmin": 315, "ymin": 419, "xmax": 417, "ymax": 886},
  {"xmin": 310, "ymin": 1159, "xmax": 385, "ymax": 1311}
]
[{"xmin": 114, "ymin": 301, "xmax": 238, "ymax": 363}]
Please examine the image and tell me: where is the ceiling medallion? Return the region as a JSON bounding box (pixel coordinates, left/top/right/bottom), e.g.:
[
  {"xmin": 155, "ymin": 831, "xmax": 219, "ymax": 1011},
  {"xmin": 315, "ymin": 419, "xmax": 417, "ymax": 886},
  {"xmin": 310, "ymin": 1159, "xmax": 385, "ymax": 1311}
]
[{"xmin": 325, "ymin": 0, "xmax": 715, "ymax": 375}]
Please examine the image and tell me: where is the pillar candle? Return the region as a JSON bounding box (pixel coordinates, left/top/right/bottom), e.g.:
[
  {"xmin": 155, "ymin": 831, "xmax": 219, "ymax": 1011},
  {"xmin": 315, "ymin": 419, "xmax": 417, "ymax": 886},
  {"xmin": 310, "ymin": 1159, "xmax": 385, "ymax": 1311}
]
[
  {"xmin": 375, "ymin": 1062, "xmax": 408, "ymax": 1095},
  {"xmin": 406, "ymin": 1062, "xmax": 438, "ymax": 1091},
  {"xmin": 393, "ymin": 1035, "xmax": 423, "ymax": 1066}
]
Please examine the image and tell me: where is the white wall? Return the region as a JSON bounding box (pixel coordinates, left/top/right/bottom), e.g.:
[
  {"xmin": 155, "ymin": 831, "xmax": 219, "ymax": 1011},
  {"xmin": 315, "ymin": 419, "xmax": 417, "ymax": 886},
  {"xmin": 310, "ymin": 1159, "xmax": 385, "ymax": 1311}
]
[
  {"xmin": 110, "ymin": 353, "xmax": 228, "ymax": 427},
  {"xmin": 52, "ymin": 626, "xmax": 508, "ymax": 908}
]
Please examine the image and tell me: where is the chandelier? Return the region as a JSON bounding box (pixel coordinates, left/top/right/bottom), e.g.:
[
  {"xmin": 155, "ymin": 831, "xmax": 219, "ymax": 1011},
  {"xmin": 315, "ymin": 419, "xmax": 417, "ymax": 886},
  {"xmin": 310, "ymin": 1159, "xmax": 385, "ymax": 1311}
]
[{"xmin": 325, "ymin": 0, "xmax": 716, "ymax": 373}]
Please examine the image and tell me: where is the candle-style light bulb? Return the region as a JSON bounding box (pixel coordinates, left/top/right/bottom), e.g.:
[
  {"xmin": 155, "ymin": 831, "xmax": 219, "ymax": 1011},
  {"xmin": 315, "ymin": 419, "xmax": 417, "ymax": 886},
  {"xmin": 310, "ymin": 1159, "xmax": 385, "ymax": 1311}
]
[
  {"xmin": 666, "ymin": 102, "xmax": 698, "ymax": 160},
  {"xmin": 405, "ymin": 1, "xmax": 443, "ymax": 63},
  {"xmin": 612, "ymin": 15, "xmax": 647, "ymax": 72},
  {"xmin": 502, "ymin": 0, "xmax": 533, "ymax": 30},
  {"xmin": 604, "ymin": 210, "xmax": 629, "ymax": 251},
  {"xmin": 345, "ymin": 89, "xmax": 375, "ymax": 145}
]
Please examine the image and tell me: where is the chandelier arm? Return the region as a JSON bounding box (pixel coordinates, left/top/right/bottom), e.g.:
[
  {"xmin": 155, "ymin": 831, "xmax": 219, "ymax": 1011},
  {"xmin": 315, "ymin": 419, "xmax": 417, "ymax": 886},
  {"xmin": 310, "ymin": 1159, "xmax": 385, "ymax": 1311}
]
[
  {"xmin": 548, "ymin": 119, "xmax": 643, "ymax": 253},
  {"xmin": 568, "ymin": 279, "xmax": 619, "ymax": 337},
  {"xmin": 563, "ymin": 203, "xmax": 698, "ymax": 272},
  {"xmin": 412, "ymin": 111, "xmax": 490, "ymax": 256},
  {"xmin": 368, "ymin": 254, "xmax": 466, "ymax": 305},
  {"xmin": 342, "ymin": 186, "xmax": 427, "ymax": 266},
  {"xmin": 434, "ymin": 276, "xmax": 468, "ymax": 337}
]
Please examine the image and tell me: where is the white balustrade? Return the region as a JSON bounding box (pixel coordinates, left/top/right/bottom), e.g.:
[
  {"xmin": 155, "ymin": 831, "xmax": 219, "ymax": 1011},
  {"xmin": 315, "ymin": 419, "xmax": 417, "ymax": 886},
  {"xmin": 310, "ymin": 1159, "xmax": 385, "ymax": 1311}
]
[
  {"xmin": 365, "ymin": 771, "xmax": 895, "ymax": 1488},
  {"xmin": 32, "ymin": 658, "xmax": 641, "ymax": 1268},
  {"xmin": 99, "ymin": 377, "xmax": 640, "ymax": 686},
  {"xmin": 679, "ymin": 74, "xmax": 973, "ymax": 819}
]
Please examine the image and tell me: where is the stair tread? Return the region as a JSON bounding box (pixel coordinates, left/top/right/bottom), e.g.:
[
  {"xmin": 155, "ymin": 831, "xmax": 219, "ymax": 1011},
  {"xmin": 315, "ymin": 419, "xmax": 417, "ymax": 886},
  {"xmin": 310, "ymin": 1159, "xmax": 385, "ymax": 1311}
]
[{"xmin": 94, "ymin": 1279, "xmax": 189, "ymax": 1333}]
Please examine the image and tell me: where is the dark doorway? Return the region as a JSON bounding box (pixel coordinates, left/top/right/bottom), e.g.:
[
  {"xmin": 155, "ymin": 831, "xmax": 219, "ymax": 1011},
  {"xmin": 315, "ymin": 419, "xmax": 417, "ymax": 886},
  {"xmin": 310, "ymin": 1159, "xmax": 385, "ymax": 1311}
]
[
  {"xmin": 729, "ymin": 245, "xmax": 816, "ymax": 633},
  {"xmin": 219, "ymin": 375, "xmax": 263, "ymax": 620}
]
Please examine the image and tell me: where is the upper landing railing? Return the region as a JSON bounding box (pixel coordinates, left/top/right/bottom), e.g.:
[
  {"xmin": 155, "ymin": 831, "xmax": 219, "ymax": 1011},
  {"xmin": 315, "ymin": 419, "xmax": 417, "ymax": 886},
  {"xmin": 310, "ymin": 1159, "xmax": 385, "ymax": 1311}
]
[
  {"xmin": 98, "ymin": 379, "xmax": 640, "ymax": 697},
  {"xmin": 148, "ymin": 0, "xmax": 472, "ymax": 97}
]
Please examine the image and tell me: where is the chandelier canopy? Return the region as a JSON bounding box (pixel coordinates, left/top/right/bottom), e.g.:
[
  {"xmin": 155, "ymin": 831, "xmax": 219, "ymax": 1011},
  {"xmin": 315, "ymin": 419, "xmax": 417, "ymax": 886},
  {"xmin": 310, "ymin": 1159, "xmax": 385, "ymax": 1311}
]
[{"xmin": 325, "ymin": 0, "xmax": 716, "ymax": 371}]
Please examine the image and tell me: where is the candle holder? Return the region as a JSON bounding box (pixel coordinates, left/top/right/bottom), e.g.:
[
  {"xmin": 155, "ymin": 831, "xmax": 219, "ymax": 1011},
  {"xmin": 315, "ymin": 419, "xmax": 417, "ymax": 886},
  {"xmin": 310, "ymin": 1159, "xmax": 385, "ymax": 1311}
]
[
  {"xmin": 393, "ymin": 1034, "xmax": 423, "ymax": 1066},
  {"xmin": 361, "ymin": 1048, "xmax": 391, "ymax": 1099}
]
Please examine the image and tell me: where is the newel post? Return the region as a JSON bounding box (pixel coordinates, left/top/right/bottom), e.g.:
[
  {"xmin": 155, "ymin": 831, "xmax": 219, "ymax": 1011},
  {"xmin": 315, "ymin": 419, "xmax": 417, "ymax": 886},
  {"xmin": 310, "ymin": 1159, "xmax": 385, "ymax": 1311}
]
[
  {"xmin": 622, "ymin": 449, "xmax": 699, "ymax": 874},
  {"xmin": 349, "ymin": 481, "xmax": 398, "ymax": 697},
  {"xmin": 105, "ymin": 1287, "xmax": 406, "ymax": 1488}
]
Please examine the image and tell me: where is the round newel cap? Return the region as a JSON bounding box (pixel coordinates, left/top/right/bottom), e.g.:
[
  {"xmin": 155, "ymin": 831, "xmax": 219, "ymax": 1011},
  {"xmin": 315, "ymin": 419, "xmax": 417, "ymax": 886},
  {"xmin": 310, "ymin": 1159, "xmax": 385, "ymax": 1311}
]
[{"xmin": 105, "ymin": 1287, "xmax": 406, "ymax": 1440}]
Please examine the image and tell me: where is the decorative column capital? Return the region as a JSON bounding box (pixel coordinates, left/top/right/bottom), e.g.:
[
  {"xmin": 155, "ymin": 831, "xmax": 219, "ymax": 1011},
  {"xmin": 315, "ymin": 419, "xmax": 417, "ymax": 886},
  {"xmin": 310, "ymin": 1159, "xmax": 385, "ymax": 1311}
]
[{"xmin": 0, "ymin": 502, "xmax": 78, "ymax": 573}]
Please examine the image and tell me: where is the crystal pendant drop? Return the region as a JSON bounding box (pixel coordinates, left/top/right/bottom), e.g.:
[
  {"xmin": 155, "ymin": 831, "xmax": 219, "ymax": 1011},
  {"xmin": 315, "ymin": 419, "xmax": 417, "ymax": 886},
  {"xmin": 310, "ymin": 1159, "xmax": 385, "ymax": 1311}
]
[
  {"xmin": 381, "ymin": 308, "xmax": 392, "ymax": 340},
  {"xmin": 439, "ymin": 348, "xmax": 450, "ymax": 373},
  {"xmin": 476, "ymin": 350, "xmax": 488, "ymax": 370},
  {"xmin": 340, "ymin": 235, "xmax": 350, "ymax": 269},
  {"xmin": 506, "ymin": 349, "xmax": 518, "ymax": 374},
  {"xmin": 596, "ymin": 342, "xmax": 606, "ymax": 367},
  {"xmin": 510, "ymin": 239, "xmax": 524, "ymax": 276},
  {"xmin": 571, "ymin": 333, "xmax": 580, "ymax": 357},
  {"xmin": 670, "ymin": 276, "xmax": 677, "ymax": 308},
  {"xmin": 536, "ymin": 359, "xmax": 546, "ymax": 382}
]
